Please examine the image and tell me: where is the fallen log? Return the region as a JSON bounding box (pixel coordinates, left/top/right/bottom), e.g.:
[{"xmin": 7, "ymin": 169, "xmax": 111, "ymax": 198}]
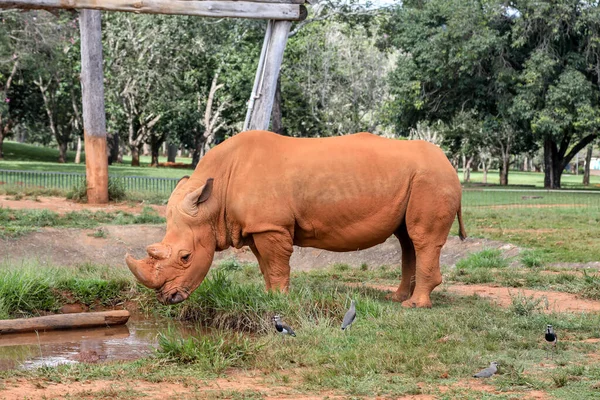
[{"xmin": 0, "ymin": 310, "xmax": 130, "ymax": 334}]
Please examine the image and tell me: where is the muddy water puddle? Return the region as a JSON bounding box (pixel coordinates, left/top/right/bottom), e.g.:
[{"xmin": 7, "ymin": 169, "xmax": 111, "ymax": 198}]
[{"xmin": 0, "ymin": 317, "xmax": 198, "ymax": 371}]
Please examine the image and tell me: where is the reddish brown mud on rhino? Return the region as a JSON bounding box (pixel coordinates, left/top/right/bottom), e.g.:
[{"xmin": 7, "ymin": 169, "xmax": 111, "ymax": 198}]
[{"xmin": 125, "ymin": 130, "xmax": 466, "ymax": 308}]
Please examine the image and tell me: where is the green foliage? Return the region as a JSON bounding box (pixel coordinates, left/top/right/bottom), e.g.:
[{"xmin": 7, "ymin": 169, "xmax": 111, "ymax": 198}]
[
  {"xmin": 0, "ymin": 269, "xmax": 56, "ymax": 318},
  {"xmin": 0, "ymin": 262, "xmax": 137, "ymax": 318},
  {"xmin": 520, "ymin": 250, "xmax": 546, "ymax": 268},
  {"xmin": 67, "ymin": 177, "xmax": 126, "ymax": 203},
  {"xmin": 456, "ymin": 249, "xmax": 508, "ymax": 270},
  {"xmin": 156, "ymin": 329, "xmax": 260, "ymax": 373},
  {"xmin": 0, "ymin": 207, "xmax": 165, "ymax": 238},
  {"xmin": 509, "ymin": 292, "xmax": 547, "ymax": 316}
]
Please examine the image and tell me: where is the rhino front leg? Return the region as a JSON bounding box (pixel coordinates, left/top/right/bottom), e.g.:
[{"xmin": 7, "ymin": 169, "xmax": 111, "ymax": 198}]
[{"xmin": 251, "ymin": 231, "xmax": 293, "ymax": 292}]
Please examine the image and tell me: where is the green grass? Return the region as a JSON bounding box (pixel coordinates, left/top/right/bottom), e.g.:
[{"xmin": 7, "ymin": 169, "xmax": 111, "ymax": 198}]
[
  {"xmin": 448, "ymin": 265, "xmax": 600, "ymax": 300},
  {"xmin": 460, "ymin": 169, "xmax": 600, "ymax": 188},
  {"xmin": 0, "ymin": 262, "xmax": 137, "ymax": 319},
  {"xmin": 456, "ymin": 249, "xmax": 509, "ymax": 270},
  {"xmin": 2, "ymin": 262, "xmax": 600, "ymax": 398},
  {"xmin": 0, "ymin": 207, "xmax": 164, "ymax": 238},
  {"xmin": 0, "ymin": 141, "xmax": 191, "ymax": 179},
  {"xmin": 457, "ymin": 197, "xmax": 600, "ymax": 263}
]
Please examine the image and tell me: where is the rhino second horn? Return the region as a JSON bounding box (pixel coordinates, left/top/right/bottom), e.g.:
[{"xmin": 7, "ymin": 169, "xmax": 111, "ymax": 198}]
[
  {"xmin": 147, "ymin": 243, "xmax": 171, "ymax": 260},
  {"xmin": 125, "ymin": 253, "xmax": 162, "ymax": 289}
]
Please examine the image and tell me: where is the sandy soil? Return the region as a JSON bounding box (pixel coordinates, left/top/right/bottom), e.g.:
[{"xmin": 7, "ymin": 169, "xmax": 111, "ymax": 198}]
[
  {"xmin": 363, "ymin": 283, "xmax": 600, "ymax": 313},
  {"xmin": 0, "ymin": 195, "xmax": 167, "ymax": 217}
]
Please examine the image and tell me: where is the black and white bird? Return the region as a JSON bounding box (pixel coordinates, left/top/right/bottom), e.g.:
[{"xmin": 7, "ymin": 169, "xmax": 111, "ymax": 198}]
[
  {"xmin": 545, "ymin": 324, "xmax": 557, "ymax": 358},
  {"xmin": 341, "ymin": 299, "xmax": 356, "ymax": 331},
  {"xmin": 272, "ymin": 315, "xmax": 296, "ymax": 337},
  {"xmin": 472, "ymin": 362, "xmax": 498, "ymax": 378}
]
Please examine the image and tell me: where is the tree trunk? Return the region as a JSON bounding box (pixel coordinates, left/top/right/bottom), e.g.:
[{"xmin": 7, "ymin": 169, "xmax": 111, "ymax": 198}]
[
  {"xmin": 462, "ymin": 154, "xmax": 473, "ymax": 183},
  {"xmin": 0, "ymin": 131, "xmax": 4, "ymax": 160},
  {"xmin": 75, "ymin": 136, "xmax": 82, "ymax": 164},
  {"xmin": 271, "ymin": 76, "xmax": 284, "ymax": 135},
  {"xmin": 150, "ymin": 145, "xmax": 159, "ymax": 167},
  {"xmin": 500, "ymin": 154, "xmax": 510, "ymax": 186},
  {"xmin": 58, "ymin": 141, "xmax": 68, "ymax": 163},
  {"xmin": 107, "ymin": 132, "xmax": 119, "ymax": 165},
  {"xmin": 167, "ymin": 144, "xmax": 177, "ymax": 163},
  {"xmin": 543, "ymin": 138, "xmax": 562, "ymax": 189},
  {"xmin": 131, "ymin": 145, "xmax": 140, "ymax": 167},
  {"xmin": 523, "ymin": 156, "xmax": 528, "ymax": 172},
  {"xmin": 583, "ymin": 144, "xmax": 593, "ymax": 186}
]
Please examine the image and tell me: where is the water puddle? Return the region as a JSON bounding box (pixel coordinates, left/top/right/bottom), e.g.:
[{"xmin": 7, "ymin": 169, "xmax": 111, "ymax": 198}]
[{"xmin": 0, "ymin": 316, "xmax": 198, "ymax": 371}]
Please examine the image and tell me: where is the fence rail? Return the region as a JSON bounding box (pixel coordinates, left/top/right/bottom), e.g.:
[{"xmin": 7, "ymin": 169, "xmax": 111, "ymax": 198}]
[
  {"xmin": 0, "ymin": 169, "xmax": 179, "ymax": 196},
  {"xmin": 1, "ymin": 169, "xmax": 599, "ymax": 206},
  {"xmin": 462, "ymin": 187, "xmax": 600, "ymax": 209}
]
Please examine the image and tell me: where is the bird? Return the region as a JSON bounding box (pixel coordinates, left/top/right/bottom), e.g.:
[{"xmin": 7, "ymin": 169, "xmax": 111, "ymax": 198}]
[
  {"xmin": 545, "ymin": 324, "xmax": 557, "ymax": 358},
  {"xmin": 473, "ymin": 362, "xmax": 498, "ymax": 378},
  {"xmin": 272, "ymin": 315, "xmax": 296, "ymax": 337},
  {"xmin": 341, "ymin": 299, "xmax": 356, "ymax": 331}
]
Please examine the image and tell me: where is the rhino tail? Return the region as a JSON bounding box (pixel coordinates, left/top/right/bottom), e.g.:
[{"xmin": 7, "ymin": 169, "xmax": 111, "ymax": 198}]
[{"xmin": 457, "ymin": 204, "xmax": 467, "ymax": 241}]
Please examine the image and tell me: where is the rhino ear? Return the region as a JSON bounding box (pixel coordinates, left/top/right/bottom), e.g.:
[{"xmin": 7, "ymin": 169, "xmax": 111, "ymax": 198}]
[{"xmin": 181, "ymin": 178, "xmax": 214, "ymax": 216}]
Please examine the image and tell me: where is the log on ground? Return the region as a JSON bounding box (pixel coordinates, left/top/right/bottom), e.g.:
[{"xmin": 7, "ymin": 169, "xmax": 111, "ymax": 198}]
[{"xmin": 0, "ymin": 310, "xmax": 130, "ymax": 334}]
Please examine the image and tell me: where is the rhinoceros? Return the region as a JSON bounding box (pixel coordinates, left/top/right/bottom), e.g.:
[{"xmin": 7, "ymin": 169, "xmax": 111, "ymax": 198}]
[{"xmin": 126, "ymin": 130, "xmax": 466, "ymax": 308}]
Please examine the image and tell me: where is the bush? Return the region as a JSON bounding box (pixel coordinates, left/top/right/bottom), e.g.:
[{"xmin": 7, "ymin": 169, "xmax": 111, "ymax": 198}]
[
  {"xmin": 67, "ymin": 177, "xmax": 127, "ymax": 203},
  {"xmin": 520, "ymin": 250, "xmax": 546, "ymax": 268}
]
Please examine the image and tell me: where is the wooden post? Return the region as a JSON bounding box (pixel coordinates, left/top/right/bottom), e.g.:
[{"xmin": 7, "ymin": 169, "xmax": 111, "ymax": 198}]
[
  {"xmin": 246, "ymin": 20, "xmax": 292, "ymax": 131},
  {"xmin": 80, "ymin": 9, "xmax": 109, "ymax": 204}
]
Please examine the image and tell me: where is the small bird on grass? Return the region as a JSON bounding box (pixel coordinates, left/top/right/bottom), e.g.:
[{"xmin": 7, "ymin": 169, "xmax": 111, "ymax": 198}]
[
  {"xmin": 341, "ymin": 299, "xmax": 356, "ymax": 331},
  {"xmin": 473, "ymin": 362, "xmax": 498, "ymax": 378},
  {"xmin": 272, "ymin": 315, "xmax": 296, "ymax": 338},
  {"xmin": 545, "ymin": 324, "xmax": 557, "ymax": 359}
]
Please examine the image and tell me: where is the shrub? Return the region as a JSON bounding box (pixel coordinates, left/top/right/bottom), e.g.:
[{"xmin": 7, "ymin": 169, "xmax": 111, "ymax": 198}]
[{"xmin": 67, "ymin": 177, "xmax": 127, "ymax": 203}]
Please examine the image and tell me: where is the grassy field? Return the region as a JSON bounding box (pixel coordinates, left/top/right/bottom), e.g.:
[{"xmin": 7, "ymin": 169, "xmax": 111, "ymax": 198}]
[
  {"xmin": 1, "ymin": 260, "xmax": 599, "ymax": 398},
  {"xmin": 0, "ymin": 207, "xmax": 164, "ymax": 239},
  {"xmin": 0, "ymin": 141, "xmax": 192, "ymax": 179}
]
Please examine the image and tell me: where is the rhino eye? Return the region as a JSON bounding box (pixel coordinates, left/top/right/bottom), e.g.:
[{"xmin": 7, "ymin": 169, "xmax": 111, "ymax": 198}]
[{"xmin": 181, "ymin": 253, "xmax": 191, "ymax": 263}]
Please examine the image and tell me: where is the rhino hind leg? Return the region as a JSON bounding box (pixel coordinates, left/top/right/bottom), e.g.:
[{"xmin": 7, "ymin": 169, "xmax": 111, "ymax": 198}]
[
  {"xmin": 388, "ymin": 223, "xmax": 416, "ymax": 302},
  {"xmin": 400, "ymin": 191, "xmax": 457, "ymax": 308},
  {"xmin": 250, "ymin": 244, "xmax": 271, "ymax": 290},
  {"xmin": 251, "ymin": 231, "xmax": 294, "ymax": 292}
]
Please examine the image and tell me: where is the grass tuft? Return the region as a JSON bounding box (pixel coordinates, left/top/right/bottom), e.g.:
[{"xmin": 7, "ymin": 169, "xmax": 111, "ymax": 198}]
[{"xmin": 456, "ymin": 249, "xmax": 509, "ymax": 270}]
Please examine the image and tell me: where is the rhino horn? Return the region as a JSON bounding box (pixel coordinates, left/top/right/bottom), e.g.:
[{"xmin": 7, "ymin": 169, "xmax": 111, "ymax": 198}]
[
  {"xmin": 146, "ymin": 243, "xmax": 171, "ymax": 260},
  {"xmin": 125, "ymin": 253, "xmax": 162, "ymax": 289}
]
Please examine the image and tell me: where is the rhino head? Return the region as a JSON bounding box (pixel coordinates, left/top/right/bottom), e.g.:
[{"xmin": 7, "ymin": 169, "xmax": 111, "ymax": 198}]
[{"xmin": 125, "ymin": 176, "xmax": 217, "ymax": 305}]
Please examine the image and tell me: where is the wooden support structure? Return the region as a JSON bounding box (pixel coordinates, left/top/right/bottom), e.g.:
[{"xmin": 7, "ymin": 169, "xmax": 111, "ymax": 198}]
[
  {"xmin": 2, "ymin": 0, "xmax": 304, "ymax": 202},
  {"xmin": 0, "ymin": 0, "xmax": 307, "ymax": 21},
  {"xmin": 244, "ymin": 20, "xmax": 292, "ymax": 131},
  {"xmin": 80, "ymin": 9, "xmax": 109, "ymax": 204},
  {"xmin": 0, "ymin": 310, "xmax": 130, "ymax": 334}
]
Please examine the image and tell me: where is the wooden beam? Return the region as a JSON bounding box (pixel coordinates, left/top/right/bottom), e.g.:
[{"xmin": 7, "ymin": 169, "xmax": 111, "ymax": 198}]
[
  {"xmin": 247, "ymin": 19, "xmax": 292, "ymax": 131},
  {"xmin": 0, "ymin": 0, "xmax": 308, "ymax": 21},
  {"xmin": 80, "ymin": 9, "xmax": 109, "ymax": 204},
  {"xmin": 0, "ymin": 310, "xmax": 130, "ymax": 334}
]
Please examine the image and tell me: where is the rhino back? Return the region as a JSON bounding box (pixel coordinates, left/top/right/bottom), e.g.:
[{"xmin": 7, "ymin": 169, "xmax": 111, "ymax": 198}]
[{"xmin": 209, "ymin": 131, "xmax": 459, "ymax": 251}]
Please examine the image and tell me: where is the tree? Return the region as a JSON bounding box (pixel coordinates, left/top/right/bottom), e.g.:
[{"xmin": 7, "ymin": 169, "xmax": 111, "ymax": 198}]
[{"xmin": 29, "ymin": 11, "xmax": 82, "ymax": 163}]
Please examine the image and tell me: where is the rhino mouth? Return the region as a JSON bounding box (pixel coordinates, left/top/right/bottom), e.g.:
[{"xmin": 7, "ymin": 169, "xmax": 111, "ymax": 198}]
[{"xmin": 158, "ymin": 288, "xmax": 189, "ymax": 305}]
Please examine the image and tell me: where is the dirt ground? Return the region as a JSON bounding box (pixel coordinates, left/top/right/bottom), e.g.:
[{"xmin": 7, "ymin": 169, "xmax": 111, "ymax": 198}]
[{"xmin": 1, "ymin": 196, "xmax": 598, "ymax": 399}]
